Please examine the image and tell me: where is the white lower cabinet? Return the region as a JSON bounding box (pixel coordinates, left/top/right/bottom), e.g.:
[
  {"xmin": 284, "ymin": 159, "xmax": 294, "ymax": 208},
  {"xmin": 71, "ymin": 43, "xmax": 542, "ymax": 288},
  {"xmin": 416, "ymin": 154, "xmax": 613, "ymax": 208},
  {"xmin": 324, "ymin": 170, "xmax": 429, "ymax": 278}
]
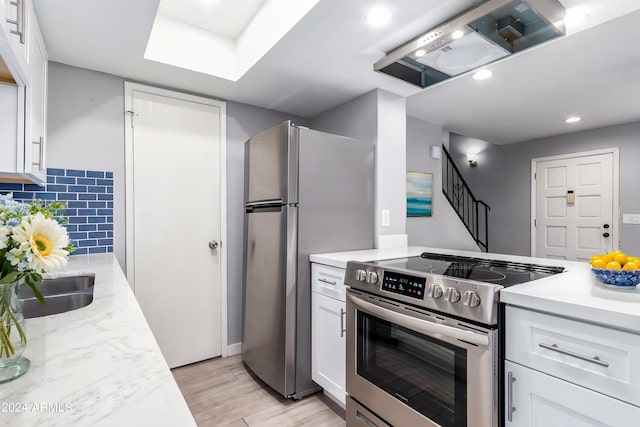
[
  {"xmin": 505, "ymin": 360, "xmax": 640, "ymax": 426},
  {"xmin": 311, "ymin": 263, "xmax": 346, "ymax": 406},
  {"xmin": 505, "ymin": 306, "xmax": 640, "ymax": 426}
]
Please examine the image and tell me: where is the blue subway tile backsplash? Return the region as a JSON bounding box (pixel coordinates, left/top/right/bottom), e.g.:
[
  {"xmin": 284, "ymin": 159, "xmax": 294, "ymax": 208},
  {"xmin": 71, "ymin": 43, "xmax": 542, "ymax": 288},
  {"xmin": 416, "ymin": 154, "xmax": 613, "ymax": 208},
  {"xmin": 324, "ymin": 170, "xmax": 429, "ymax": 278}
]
[{"xmin": 1, "ymin": 168, "xmax": 114, "ymax": 255}]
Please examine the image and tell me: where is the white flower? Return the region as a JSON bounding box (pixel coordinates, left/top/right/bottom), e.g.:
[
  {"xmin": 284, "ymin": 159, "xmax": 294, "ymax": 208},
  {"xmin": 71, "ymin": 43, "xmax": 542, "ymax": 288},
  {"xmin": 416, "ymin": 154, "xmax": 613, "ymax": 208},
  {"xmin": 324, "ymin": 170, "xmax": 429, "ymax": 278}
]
[
  {"xmin": 0, "ymin": 226, "xmax": 8, "ymax": 250},
  {"xmin": 12, "ymin": 212, "xmax": 69, "ymax": 273},
  {"xmin": 8, "ymin": 248, "xmax": 29, "ymax": 271}
]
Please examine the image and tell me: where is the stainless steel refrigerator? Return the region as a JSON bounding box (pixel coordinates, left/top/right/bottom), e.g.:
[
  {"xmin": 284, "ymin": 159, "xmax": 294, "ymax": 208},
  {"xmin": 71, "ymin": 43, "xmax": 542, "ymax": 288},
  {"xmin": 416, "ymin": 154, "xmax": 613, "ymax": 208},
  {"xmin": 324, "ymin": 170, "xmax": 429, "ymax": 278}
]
[{"xmin": 242, "ymin": 121, "xmax": 374, "ymax": 399}]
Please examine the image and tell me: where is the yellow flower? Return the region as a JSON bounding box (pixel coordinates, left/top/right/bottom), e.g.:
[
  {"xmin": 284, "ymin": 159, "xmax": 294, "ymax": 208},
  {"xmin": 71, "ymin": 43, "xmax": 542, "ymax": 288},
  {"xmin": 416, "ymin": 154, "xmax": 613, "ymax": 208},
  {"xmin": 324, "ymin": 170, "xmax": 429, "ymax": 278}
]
[{"xmin": 12, "ymin": 212, "xmax": 69, "ymax": 273}]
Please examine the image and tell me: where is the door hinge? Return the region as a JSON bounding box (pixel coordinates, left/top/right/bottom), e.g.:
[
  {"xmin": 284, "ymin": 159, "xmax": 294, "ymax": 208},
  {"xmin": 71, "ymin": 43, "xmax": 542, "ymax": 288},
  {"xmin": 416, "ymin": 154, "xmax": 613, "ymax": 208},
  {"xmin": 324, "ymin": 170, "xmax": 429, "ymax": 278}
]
[
  {"xmin": 534, "ymin": 219, "xmax": 537, "ymax": 227},
  {"xmin": 534, "ymin": 172, "xmax": 536, "ymax": 180}
]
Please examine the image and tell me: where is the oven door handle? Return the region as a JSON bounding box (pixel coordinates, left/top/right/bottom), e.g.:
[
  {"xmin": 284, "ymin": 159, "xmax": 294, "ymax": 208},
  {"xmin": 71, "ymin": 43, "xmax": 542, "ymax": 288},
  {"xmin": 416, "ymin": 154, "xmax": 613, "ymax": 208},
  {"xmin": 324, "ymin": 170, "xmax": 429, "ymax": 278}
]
[{"xmin": 349, "ymin": 294, "xmax": 489, "ymax": 347}]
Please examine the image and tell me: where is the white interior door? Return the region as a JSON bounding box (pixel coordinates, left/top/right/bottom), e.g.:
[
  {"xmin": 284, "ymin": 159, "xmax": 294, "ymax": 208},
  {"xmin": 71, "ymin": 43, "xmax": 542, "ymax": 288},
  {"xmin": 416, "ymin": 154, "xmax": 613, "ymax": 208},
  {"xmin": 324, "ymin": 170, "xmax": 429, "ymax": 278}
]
[
  {"xmin": 125, "ymin": 84, "xmax": 226, "ymax": 368},
  {"xmin": 534, "ymin": 150, "xmax": 617, "ymax": 262}
]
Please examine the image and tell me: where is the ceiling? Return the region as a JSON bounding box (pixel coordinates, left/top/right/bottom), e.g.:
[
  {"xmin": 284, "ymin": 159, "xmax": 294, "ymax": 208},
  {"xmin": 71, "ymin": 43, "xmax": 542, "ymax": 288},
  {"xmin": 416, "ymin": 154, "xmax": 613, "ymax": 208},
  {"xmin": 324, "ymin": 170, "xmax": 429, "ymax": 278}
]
[{"xmin": 33, "ymin": 0, "xmax": 640, "ymax": 144}]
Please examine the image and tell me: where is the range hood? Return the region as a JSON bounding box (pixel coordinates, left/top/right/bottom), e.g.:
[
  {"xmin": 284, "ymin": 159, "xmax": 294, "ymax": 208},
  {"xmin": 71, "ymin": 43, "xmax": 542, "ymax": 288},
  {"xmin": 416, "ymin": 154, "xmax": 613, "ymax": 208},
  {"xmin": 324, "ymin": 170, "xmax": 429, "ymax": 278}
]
[{"xmin": 374, "ymin": 0, "xmax": 565, "ymax": 88}]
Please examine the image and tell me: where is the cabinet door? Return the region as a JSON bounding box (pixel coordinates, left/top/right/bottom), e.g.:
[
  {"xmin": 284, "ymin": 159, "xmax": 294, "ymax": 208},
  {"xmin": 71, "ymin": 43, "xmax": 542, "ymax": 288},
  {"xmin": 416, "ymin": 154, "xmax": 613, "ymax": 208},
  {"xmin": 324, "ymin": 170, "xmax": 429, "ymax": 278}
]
[
  {"xmin": 23, "ymin": 0, "xmax": 45, "ymax": 182},
  {"xmin": 4, "ymin": 0, "xmax": 28, "ymax": 76},
  {"xmin": 505, "ymin": 361, "xmax": 640, "ymax": 427},
  {"xmin": 311, "ymin": 292, "xmax": 346, "ymax": 406}
]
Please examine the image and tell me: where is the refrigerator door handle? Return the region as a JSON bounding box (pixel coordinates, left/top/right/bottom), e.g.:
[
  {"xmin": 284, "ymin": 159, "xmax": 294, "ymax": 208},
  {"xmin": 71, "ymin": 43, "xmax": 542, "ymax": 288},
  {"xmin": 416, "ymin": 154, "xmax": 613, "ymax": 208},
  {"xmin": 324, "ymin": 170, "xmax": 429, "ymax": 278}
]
[{"xmin": 245, "ymin": 199, "xmax": 285, "ymax": 211}]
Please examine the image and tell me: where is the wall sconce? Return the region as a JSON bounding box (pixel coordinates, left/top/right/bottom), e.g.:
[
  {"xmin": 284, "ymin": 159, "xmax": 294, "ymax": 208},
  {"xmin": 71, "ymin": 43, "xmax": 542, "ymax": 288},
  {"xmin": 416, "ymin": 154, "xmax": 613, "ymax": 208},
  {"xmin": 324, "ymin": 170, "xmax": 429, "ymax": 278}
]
[
  {"xmin": 466, "ymin": 152, "xmax": 478, "ymax": 167},
  {"xmin": 430, "ymin": 145, "xmax": 441, "ymax": 159}
]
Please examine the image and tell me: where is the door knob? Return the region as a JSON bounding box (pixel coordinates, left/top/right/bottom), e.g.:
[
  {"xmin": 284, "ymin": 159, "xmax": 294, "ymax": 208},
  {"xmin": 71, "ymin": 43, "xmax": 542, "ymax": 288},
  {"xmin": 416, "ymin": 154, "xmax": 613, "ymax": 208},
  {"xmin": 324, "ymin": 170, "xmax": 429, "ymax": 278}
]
[
  {"xmin": 603, "ymin": 233, "xmax": 610, "ymax": 238},
  {"xmin": 603, "ymin": 224, "xmax": 610, "ymax": 229},
  {"xmin": 209, "ymin": 240, "xmax": 219, "ymax": 249}
]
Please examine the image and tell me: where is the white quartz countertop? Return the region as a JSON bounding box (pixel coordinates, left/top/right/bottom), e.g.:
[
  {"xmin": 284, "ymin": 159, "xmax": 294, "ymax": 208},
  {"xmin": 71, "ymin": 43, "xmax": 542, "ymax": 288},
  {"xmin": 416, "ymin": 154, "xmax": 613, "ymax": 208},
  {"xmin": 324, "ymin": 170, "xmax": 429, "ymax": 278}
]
[
  {"xmin": 0, "ymin": 254, "xmax": 196, "ymax": 427},
  {"xmin": 310, "ymin": 246, "xmax": 432, "ymax": 268},
  {"xmin": 500, "ymin": 262, "xmax": 640, "ymax": 334},
  {"xmin": 311, "ymin": 246, "xmax": 640, "ymax": 333}
]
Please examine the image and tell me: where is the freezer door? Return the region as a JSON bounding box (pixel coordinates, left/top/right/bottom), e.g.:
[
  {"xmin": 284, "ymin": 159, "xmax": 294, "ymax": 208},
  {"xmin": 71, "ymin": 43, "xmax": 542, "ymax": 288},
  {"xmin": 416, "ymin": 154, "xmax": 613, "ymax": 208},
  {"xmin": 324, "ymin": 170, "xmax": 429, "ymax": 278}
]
[
  {"xmin": 245, "ymin": 121, "xmax": 298, "ymax": 204},
  {"xmin": 242, "ymin": 205, "xmax": 297, "ymax": 397}
]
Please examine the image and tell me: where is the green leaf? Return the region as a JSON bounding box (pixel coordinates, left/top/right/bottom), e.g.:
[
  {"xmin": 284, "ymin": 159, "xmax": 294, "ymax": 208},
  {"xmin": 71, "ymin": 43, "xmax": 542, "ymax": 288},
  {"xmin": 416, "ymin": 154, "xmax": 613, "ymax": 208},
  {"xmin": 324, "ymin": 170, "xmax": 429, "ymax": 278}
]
[
  {"xmin": 0, "ymin": 272, "xmax": 19, "ymax": 285},
  {"xmin": 25, "ymin": 274, "xmax": 45, "ymax": 305}
]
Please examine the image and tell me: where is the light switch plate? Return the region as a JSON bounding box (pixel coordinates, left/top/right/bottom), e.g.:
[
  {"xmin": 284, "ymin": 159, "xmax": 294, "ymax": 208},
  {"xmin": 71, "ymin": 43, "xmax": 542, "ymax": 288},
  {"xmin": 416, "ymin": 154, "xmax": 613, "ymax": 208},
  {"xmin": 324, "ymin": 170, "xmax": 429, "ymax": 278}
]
[
  {"xmin": 623, "ymin": 214, "xmax": 640, "ymax": 224},
  {"xmin": 381, "ymin": 209, "xmax": 391, "ymax": 227}
]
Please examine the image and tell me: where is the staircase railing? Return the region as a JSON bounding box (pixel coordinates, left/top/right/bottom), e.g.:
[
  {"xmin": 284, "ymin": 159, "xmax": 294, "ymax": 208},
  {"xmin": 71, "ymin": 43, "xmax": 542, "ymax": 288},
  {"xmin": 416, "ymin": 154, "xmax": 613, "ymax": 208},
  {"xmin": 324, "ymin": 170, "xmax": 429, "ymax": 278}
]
[{"xmin": 442, "ymin": 146, "xmax": 490, "ymax": 252}]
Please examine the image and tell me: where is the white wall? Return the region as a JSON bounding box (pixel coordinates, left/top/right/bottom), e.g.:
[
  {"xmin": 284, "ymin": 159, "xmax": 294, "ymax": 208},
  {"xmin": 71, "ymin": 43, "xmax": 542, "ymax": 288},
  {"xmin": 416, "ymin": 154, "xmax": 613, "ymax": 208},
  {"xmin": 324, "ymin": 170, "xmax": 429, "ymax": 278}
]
[{"xmin": 405, "ymin": 116, "xmax": 480, "ymax": 252}]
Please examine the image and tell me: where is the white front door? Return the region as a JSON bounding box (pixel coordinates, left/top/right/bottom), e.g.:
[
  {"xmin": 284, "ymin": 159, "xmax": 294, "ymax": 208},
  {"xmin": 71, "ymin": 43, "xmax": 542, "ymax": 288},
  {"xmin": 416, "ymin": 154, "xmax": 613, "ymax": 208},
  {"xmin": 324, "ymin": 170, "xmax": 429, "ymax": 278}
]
[
  {"xmin": 533, "ymin": 149, "xmax": 618, "ymax": 262},
  {"xmin": 125, "ymin": 83, "xmax": 226, "ymax": 368}
]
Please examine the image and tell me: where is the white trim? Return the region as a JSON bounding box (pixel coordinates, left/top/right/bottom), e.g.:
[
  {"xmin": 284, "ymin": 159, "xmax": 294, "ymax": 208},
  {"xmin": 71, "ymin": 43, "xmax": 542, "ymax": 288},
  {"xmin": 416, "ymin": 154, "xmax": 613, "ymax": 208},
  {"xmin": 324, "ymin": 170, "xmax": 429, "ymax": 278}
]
[
  {"xmin": 530, "ymin": 147, "xmax": 620, "ymax": 257},
  {"xmin": 123, "ymin": 82, "xmax": 229, "ymax": 357},
  {"xmin": 227, "ymin": 342, "xmax": 242, "ymax": 357}
]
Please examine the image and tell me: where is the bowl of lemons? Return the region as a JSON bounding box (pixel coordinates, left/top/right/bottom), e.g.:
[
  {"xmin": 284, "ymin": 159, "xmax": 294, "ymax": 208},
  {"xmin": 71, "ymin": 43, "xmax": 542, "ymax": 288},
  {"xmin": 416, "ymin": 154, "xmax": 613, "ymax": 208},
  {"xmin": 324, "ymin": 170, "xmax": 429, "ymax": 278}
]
[{"xmin": 590, "ymin": 251, "xmax": 640, "ymax": 288}]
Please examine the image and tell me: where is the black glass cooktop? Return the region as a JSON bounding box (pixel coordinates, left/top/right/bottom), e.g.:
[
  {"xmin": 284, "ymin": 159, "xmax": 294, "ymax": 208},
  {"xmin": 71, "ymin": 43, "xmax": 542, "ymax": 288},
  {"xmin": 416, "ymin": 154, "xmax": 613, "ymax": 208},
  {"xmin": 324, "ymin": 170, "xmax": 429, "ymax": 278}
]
[{"xmin": 372, "ymin": 252, "xmax": 565, "ymax": 287}]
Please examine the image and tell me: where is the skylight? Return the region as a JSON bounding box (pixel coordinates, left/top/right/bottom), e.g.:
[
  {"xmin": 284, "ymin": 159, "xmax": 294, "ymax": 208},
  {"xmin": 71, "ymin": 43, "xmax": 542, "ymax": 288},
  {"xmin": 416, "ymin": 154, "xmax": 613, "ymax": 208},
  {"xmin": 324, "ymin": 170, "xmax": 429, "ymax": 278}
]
[{"xmin": 144, "ymin": 0, "xmax": 320, "ymax": 81}]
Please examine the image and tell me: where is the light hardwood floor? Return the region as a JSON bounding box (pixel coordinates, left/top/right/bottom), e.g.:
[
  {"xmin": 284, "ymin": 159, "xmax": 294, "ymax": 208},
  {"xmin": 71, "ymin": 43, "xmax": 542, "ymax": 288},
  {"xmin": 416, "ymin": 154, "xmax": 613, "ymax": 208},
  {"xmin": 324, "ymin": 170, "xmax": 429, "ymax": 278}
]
[{"xmin": 172, "ymin": 355, "xmax": 346, "ymax": 427}]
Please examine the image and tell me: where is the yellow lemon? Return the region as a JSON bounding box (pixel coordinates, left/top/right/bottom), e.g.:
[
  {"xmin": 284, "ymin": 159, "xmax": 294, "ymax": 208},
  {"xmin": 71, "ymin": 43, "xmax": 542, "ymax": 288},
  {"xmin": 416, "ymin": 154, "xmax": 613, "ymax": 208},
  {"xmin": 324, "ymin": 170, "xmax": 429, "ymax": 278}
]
[
  {"xmin": 614, "ymin": 253, "xmax": 628, "ymax": 266},
  {"xmin": 590, "ymin": 255, "xmax": 603, "ymax": 264},
  {"xmin": 591, "ymin": 259, "xmax": 607, "ymax": 268},
  {"xmin": 623, "ymin": 262, "xmax": 639, "ymax": 271},
  {"xmin": 602, "ymin": 253, "xmax": 614, "ymax": 263},
  {"xmin": 606, "ymin": 261, "xmax": 622, "ymax": 270}
]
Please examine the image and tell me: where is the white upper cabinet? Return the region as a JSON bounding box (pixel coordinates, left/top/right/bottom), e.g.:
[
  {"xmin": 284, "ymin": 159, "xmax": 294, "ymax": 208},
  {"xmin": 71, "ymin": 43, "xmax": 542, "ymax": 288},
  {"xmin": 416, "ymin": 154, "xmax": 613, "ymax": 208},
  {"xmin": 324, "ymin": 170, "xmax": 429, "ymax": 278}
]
[
  {"xmin": 24, "ymin": 3, "xmax": 46, "ymax": 182},
  {"xmin": 0, "ymin": 0, "xmax": 47, "ymax": 184},
  {"xmin": 0, "ymin": 0, "xmax": 29, "ymax": 83}
]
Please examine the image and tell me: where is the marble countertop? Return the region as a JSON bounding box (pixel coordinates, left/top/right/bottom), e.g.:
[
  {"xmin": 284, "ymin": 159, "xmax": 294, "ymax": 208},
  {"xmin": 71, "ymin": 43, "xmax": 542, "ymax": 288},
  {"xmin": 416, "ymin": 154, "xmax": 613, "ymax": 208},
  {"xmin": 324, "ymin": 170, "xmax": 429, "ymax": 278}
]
[
  {"xmin": 311, "ymin": 246, "xmax": 640, "ymax": 333},
  {"xmin": 0, "ymin": 254, "xmax": 196, "ymax": 427}
]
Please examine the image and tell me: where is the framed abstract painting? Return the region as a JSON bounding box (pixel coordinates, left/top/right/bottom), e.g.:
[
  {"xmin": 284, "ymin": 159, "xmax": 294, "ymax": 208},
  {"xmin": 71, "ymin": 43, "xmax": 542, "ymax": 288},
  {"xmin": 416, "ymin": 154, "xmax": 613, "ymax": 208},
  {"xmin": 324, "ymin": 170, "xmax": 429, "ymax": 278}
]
[{"xmin": 407, "ymin": 172, "xmax": 433, "ymax": 217}]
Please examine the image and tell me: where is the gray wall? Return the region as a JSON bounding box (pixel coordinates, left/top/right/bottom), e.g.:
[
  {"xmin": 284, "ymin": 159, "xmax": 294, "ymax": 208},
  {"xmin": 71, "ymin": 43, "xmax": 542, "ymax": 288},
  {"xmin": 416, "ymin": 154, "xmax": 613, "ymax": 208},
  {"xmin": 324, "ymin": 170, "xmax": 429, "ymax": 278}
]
[
  {"xmin": 311, "ymin": 89, "xmax": 407, "ymax": 241},
  {"xmin": 47, "ymin": 62, "xmax": 309, "ymax": 346},
  {"xmin": 47, "ymin": 63, "xmax": 127, "ymax": 267},
  {"xmin": 449, "ymin": 121, "xmax": 640, "ymax": 256},
  {"xmin": 406, "ymin": 116, "xmax": 479, "ymax": 251}
]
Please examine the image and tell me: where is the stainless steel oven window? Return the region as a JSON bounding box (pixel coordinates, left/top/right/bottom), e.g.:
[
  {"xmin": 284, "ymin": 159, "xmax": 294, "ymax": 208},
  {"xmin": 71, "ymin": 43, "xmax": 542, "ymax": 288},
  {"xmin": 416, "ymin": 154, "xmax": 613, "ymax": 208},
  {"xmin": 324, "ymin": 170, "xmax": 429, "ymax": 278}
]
[{"xmin": 357, "ymin": 310, "xmax": 467, "ymax": 427}]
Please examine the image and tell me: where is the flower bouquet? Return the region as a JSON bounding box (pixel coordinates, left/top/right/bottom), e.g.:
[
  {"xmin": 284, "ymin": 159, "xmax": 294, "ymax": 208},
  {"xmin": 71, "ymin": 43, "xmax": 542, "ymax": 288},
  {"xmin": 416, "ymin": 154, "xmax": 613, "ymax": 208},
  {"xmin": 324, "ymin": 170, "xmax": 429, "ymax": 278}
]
[{"xmin": 0, "ymin": 195, "xmax": 73, "ymax": 382}]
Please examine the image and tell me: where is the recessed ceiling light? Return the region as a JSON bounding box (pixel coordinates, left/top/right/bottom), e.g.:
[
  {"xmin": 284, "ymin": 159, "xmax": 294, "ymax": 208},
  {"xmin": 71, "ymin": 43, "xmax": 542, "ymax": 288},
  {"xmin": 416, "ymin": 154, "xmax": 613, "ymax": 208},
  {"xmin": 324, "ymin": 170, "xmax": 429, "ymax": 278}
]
[
  {"xmin": 473, "ymin": 69, "xmax": 492, "ymax": 80},
  {"xmin": 564, "ymin": 7, "xmax": 588, "ymax": 26},
  {"xmin": 565, "ymin": 116, "xmax": 581, "ymax": 123},
  {"xmin": 452, "ymin": 30, "xmax": 465, "ymax": 39},
  {"xmin": 415, "ymin": 49, "xmax": 426, "ymax": 57},
  {"xmin": 367, "ymin": 7, "xmax": 391, "ymax": 27}
]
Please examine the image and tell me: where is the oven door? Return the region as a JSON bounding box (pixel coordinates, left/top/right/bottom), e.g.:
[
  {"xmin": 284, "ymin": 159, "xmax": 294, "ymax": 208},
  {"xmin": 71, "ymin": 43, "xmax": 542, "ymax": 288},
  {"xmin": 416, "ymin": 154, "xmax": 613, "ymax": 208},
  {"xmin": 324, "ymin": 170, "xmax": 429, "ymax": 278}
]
[{"xmin": 346, "ymin": 290, "xmax": 498, "ymax": 427}]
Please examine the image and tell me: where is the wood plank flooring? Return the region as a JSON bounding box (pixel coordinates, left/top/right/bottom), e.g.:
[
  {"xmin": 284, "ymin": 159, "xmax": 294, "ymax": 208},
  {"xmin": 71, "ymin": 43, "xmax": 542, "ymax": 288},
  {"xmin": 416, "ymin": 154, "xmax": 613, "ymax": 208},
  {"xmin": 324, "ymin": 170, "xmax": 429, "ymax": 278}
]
[{"xmin": 172, "ymin": 355, "xmax": 346, "ymax": 427}]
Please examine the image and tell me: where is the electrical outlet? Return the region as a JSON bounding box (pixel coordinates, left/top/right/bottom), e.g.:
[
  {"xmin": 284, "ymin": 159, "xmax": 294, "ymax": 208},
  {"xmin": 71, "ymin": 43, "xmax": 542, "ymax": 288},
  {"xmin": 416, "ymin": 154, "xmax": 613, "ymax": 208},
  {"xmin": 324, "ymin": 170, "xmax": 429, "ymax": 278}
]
[
  {"xmin": 381, "ymin": 209, "xmax": 391, "ymax": 227},
  {"xmin": 623, "ymin": 214, "xmax": 640, "ymax": 224}
]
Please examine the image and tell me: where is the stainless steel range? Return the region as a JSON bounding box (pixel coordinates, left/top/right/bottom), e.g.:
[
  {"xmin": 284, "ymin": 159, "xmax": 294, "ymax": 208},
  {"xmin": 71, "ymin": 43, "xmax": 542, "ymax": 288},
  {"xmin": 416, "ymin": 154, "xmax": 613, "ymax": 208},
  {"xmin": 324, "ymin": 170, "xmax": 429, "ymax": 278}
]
[{"xmin": 344, "ymin": 252, "xmax": 564, "ymax": 427}]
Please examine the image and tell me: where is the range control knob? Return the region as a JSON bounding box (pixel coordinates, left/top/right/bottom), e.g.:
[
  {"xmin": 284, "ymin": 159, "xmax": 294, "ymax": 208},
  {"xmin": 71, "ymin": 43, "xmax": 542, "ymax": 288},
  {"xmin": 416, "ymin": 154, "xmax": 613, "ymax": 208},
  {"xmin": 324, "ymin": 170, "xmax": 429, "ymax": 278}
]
[
  {"xmin": 355, "ymin": 270, "xmax": 367, "ymax": 282},
  {"xmin": 462, "ymin": 291, "xmax": 481, "ymax": 308},
  {"xmin": 427, "ymin": 284, "xmax": 443, "ymax": 299},
  {"xmin": 366, "ymin": 271, "xmax": 379, "ymax": 284},
  {"xmin": 444, "ymin": 287, "xmax": 461, "ymax": 303}
]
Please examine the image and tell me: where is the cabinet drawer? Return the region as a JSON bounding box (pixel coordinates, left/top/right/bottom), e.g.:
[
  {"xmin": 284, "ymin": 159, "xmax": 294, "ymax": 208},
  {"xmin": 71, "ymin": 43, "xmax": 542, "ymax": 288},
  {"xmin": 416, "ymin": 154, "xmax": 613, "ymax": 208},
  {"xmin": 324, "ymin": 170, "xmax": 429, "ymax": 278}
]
[
  {"xmin": 312, "ymin": 263, "xmax": 346, "ymax": 301},
  {"xmin": 505, "ymin": 360, "xmax": 640, "ymax": 427},
  {"xmin": 506, "ymin": 306, "xmax": 640, "ymax": 406}
]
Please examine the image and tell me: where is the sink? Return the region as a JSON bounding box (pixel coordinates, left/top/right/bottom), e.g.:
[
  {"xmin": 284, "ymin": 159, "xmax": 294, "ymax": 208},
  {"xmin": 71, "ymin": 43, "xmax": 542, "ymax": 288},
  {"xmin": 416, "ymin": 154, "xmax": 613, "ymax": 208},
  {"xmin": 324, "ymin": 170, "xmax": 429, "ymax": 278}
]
[
  {"xmin": 21, "ymin": 293, "xmax": 94, "ymax": 319},
  {"xmin": 18, "ymin": 275, "xmax": 95, "ymax": 299},
  {"xmin": 19, "ymin": 275, "xmax": 95, "ymax": 319}
]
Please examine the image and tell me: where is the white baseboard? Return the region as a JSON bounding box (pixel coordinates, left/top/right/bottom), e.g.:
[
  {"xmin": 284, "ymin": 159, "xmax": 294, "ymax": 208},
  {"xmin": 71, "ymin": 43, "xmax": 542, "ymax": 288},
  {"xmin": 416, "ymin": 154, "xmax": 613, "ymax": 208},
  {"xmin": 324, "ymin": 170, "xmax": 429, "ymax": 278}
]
[{"xmin": 227, "ymin": 342, "xmax": 242, "ymax": 356}]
